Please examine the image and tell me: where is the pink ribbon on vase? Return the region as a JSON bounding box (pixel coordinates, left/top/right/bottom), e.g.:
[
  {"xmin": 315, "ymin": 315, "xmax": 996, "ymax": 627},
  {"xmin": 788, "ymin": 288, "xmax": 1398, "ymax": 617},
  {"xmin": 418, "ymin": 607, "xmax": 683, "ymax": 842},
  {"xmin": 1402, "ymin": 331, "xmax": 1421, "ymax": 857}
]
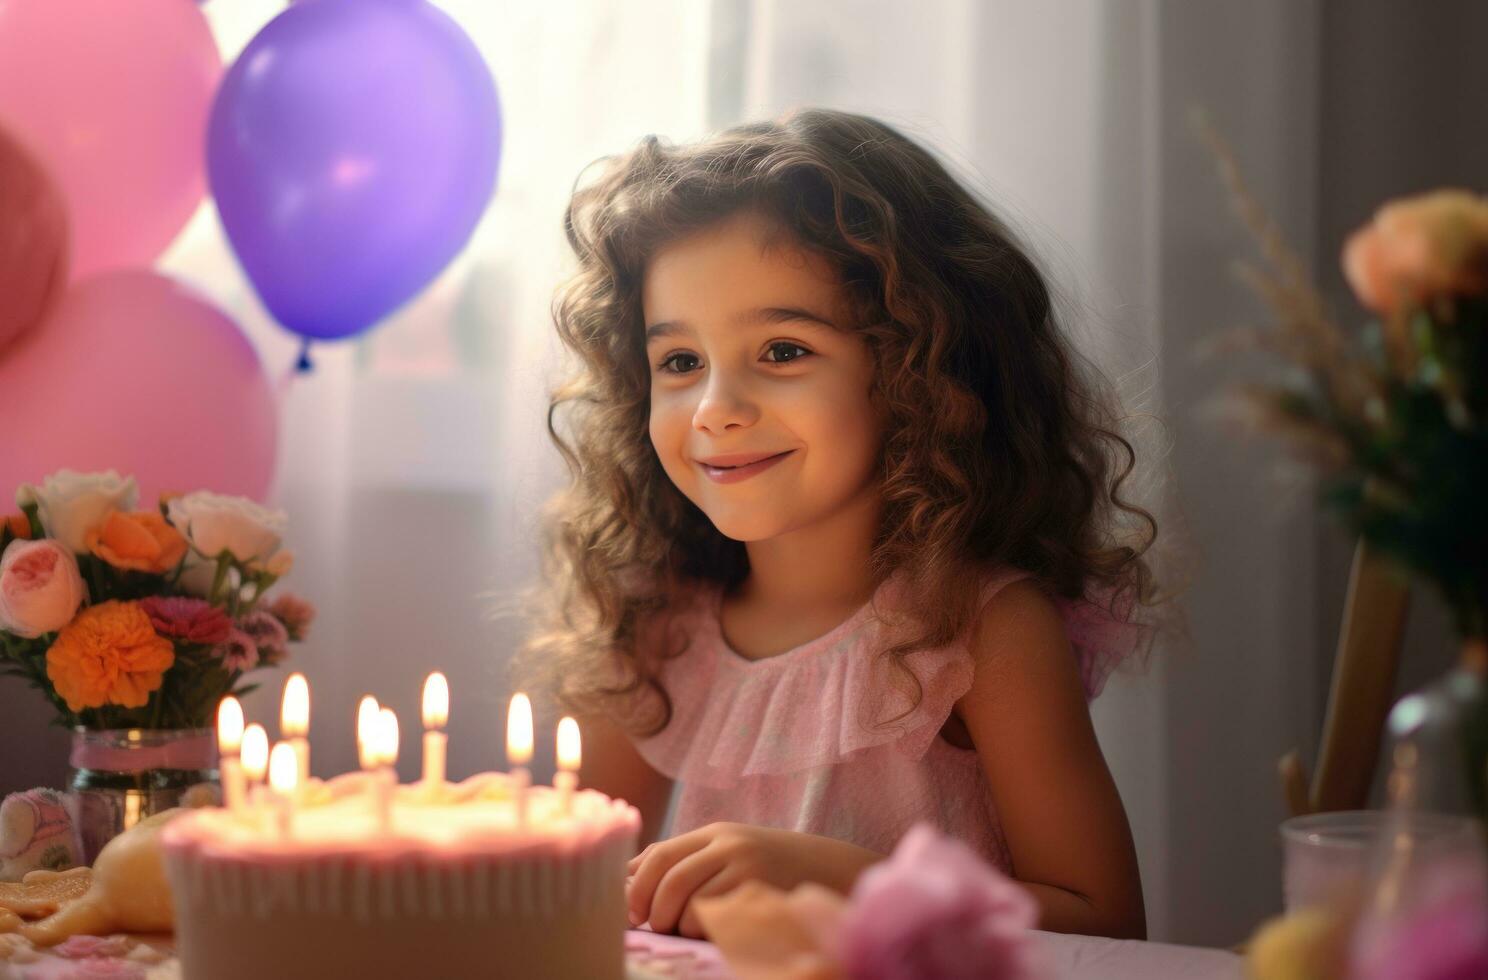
[{"xmin": 69, "ymin": 732, "xmax": 218, "ymax": 773}]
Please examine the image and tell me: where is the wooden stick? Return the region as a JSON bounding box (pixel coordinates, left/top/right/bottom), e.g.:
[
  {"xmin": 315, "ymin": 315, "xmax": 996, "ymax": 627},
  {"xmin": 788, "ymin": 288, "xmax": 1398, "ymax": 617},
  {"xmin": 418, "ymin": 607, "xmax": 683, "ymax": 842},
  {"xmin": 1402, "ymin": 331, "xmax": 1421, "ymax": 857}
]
[{"xmin": 1310, "ymin": 540, "xmax": 1410, "ymax": 812}]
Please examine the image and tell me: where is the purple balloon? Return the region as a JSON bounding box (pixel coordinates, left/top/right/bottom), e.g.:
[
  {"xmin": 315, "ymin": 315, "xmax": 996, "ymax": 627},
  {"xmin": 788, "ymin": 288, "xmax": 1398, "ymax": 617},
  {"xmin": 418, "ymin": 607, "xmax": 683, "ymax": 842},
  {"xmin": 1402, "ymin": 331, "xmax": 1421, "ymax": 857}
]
[{"xmin": 207, "ymin": 0, "xmax": 501, "ymax": 341}]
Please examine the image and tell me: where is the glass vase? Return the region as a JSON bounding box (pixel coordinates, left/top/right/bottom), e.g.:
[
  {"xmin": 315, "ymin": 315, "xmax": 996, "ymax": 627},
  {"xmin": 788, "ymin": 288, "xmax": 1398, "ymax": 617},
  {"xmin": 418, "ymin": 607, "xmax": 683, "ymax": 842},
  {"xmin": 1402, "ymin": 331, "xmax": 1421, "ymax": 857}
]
[
  {"xmin": 68, "ymin": 727, "xmax": 219, "ymax": 863},
  {"xmin": 1347, "ymin": 642, "xmax": 1488, "ymax": 978}
]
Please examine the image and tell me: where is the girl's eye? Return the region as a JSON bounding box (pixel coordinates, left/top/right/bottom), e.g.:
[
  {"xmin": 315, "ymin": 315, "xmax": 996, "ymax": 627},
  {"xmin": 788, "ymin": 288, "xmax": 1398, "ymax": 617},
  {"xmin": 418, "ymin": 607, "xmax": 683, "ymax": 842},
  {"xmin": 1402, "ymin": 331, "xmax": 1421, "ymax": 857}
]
[
  {"xmin": 764, "ymin": 342, "xmax": 811, "ymax": 363},
  {"xmin": 657, "ymin": 352, "xmax": 702, "ymax": 374}
]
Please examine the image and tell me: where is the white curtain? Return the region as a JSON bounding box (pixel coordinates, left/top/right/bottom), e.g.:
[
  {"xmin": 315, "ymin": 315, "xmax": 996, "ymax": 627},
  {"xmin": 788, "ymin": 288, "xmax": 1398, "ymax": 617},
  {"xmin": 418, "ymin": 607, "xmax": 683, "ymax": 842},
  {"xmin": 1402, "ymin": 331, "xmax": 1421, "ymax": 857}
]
[{"xmin": 157, "ymin": 0, "xmax": 716, "ymax": 792}]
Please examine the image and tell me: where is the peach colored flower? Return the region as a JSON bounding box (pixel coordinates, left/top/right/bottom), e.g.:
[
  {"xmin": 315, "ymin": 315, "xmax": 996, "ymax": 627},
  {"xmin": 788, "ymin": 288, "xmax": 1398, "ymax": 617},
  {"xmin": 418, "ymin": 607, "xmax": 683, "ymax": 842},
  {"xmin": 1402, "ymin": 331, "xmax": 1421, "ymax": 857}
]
[
  {"xmin": 0, "ymin": 539, "xmax": 86, "ymax": 638},
  {"xmin": 45, "ymin": 601, "xmax": 174, "ymax": 712},
  {"xmin": 1343, "ymin": 188, "xmax": 1488, "ymax": 316},
  {"xmin": 266, "ymin": 592, "xmax": 316, "ymax": 642},
  {"xmin": 85, "ymin": 511, "xmax": 188, "ymax": 574}
]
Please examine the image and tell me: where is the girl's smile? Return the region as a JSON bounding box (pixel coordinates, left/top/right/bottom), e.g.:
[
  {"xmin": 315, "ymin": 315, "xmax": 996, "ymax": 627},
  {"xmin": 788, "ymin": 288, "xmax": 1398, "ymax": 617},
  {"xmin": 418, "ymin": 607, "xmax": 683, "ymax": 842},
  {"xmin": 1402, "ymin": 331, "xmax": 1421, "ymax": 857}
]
[{"xmin": 697, "ymin": 449, "xmax": 795, "ymax": 483}]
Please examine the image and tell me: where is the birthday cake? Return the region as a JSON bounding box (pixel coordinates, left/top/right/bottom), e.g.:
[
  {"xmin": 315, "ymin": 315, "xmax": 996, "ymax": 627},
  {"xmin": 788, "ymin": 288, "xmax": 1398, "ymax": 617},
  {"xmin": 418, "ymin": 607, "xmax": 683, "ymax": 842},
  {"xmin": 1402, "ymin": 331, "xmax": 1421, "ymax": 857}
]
[{"xmin": 159, "ymin": 771, "xmax": 639, "ymax": 980}]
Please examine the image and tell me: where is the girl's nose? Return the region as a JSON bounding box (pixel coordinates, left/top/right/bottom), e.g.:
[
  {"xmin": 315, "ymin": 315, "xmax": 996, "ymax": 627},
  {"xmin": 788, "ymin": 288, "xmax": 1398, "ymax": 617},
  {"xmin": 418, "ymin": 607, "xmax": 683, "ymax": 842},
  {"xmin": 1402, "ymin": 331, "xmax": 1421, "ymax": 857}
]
[{"xmin": 692, "ymin": 371, "xmax": 760, "ymax": 433}]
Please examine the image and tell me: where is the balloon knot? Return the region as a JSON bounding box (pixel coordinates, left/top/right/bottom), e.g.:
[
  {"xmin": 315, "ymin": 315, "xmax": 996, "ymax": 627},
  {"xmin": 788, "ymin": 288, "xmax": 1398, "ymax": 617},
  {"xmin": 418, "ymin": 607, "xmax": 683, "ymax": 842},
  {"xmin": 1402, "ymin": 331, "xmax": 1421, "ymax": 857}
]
[{"xmin": 295, "ymin": 339, "xmax": 314, "ymax": 374}]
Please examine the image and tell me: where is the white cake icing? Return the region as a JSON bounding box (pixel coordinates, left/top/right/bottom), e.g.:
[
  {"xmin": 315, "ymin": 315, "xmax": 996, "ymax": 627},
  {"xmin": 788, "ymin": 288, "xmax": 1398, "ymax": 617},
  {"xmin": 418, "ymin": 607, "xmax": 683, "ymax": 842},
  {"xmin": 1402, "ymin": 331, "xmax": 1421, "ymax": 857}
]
[{"xmin": 161, "ymin": 771, "xmax": 640, "ymax": 980}]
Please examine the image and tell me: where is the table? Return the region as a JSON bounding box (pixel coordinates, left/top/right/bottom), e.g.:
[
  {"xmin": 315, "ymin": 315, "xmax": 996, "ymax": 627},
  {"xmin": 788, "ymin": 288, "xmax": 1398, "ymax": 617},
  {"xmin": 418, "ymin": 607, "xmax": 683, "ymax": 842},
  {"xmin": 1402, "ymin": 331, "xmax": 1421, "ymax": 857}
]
[
  {"xmin": 0, "ymin": 928, "xmax": 1244, "ymax": 979},
  {"xmin": 627, "ymin": 929, "xmax": 1245, "ymax": 979}
]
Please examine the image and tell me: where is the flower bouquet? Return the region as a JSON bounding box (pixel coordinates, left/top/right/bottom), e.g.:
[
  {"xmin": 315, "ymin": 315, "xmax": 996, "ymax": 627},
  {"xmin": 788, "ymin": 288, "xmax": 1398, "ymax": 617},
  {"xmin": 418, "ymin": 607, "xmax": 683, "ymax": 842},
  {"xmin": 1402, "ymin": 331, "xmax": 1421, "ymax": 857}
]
[{"xmin": 0, "ymin": 470, "xmax": 313, "ymax": 731}]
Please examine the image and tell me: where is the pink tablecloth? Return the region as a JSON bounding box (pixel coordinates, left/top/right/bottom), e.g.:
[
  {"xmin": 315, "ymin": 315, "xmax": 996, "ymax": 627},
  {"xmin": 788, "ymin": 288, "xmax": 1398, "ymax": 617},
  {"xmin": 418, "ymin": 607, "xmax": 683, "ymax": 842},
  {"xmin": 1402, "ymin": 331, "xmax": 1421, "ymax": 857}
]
[{"xmin": 626, "ymin": 929, "xmax": 1245, "ymax": 980}]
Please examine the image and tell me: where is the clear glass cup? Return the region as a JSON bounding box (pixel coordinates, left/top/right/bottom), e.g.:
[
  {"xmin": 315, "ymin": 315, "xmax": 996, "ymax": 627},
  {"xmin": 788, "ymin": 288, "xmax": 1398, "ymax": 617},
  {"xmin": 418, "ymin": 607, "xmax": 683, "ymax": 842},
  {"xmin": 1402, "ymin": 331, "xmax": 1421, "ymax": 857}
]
[{"xmin": 1280, "ymin": 809, "xmax": 1480, "ymax": 913}]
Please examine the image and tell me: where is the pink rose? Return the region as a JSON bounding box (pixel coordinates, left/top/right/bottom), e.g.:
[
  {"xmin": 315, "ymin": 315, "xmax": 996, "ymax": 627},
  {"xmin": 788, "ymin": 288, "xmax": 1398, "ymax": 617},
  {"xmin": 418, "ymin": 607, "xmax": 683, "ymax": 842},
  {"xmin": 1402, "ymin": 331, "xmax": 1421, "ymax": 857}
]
[
  {"xmin": 0, "ymin": 539, "xmax": 87, "ymax": 638},
  {"xmin": 838, "ymin": 825, "xmax": 1050, "ymax": 980},
  {"xmin": 138, "ymin": 596, "xmax": 231, "ymax": 646}
]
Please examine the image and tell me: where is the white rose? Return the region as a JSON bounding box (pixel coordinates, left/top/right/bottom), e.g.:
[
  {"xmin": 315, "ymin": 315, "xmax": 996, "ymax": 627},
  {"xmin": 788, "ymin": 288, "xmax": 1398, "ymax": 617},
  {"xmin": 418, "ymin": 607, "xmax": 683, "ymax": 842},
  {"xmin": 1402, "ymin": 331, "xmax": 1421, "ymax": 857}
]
[
  {"xmin": 23, "ymin": 470, "xmax": 138, "ymax": 553},
  {"xmin": 167, "ymin": 492, "xmax": 287, "ymax": 564},
  {"xmin": 262, "ymin": 550, "xmax": 294, "ymax": 577}
]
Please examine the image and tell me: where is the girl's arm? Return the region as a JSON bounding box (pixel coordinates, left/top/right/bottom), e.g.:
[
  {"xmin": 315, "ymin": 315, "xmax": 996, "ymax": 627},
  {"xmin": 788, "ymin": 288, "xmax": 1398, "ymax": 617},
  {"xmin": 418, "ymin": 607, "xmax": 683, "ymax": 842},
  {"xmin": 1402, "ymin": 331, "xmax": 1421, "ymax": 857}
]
[
  {"xmin": 577, "ymin": 711, "xmax": 675, "ymax": 849},
  {"xmin": 957, "ymin": 580, "xmax": 1147, "ymax": 940}
]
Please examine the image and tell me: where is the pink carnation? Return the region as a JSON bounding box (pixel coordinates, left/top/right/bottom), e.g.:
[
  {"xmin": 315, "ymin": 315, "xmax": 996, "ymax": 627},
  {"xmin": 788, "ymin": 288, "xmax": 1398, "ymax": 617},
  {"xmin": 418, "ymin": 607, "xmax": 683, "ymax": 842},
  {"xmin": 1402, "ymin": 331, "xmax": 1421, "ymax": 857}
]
[
  {"xmin": 266, "ymin": 592, "xmax": 315, "ymax": 641},
  {"xmin": 236, "ymin": 610, "xmax": 289, "ymax": 666},
  {"xmin": 211, "ymin": 627, "xmax": 259, "ymax": 672},
  {"xmin": 838, "ymin": 824, "xmax": 1050, "ymax": 980},
  {"xmin": 137, "ymin": 596, "xmax": 231, "ymax": 646}
]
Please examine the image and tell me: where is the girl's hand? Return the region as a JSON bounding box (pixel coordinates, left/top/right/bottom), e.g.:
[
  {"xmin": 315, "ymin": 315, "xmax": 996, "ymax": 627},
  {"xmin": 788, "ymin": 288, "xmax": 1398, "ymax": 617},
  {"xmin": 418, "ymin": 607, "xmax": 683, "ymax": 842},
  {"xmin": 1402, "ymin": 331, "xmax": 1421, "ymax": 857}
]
[{"xmin": 625, "ymin": 822, "xmax": 883, "ymax": 938}]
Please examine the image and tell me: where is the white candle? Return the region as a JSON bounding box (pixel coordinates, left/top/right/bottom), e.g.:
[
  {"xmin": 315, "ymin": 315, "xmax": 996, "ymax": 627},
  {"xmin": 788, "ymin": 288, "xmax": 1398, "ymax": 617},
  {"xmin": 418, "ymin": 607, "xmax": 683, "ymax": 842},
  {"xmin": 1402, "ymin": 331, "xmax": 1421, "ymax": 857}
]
[
  {"xmin": 555, "ymin": 716, "xmax": 581, "ymax": 818},
  {"xmin": 421, "ymin": 672, "xmax": 449, "ymax": 796},
  {"xmin": 374, "ymin": 708, "xmax": 400, "ymax": 834},
  {"xmin": 356, "ymin": 695, "xmax": 381, "ymax": 772},
  {"xmin": 216, "ymin": 697, "xmax": 246, "ymax": 813},
  {"xmin": 281, "ymin": 673, "xmax": 311, "ymax": 787},
  {"xmin": 241, "ymin": 723, "xmax": 270, "ymax": 820},
  {"xmin": 268, "ymin": 741, "xmax": 298, "ymax": 839},
  {"xmin": 507, "ymin": 693, "xmax": 533, "ymax": 828}
]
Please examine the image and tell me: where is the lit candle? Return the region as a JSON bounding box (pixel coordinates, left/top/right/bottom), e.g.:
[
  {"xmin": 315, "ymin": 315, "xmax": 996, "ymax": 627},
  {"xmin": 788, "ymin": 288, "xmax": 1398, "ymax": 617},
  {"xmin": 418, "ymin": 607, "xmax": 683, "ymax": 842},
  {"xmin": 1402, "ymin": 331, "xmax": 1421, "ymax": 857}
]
[
  {"xmin": 268, "ymin": 741, "xmax": 298, "ymax": 839},
  {"xmin": 506, "ymin": 693, "xmax": 533, "ymax": 827},
  {"xmin": 374, "ymin": 708, "xmax": 400, "ymax": 834},
  {"xmin": 421, "ymin": 672, "xmax": 449, "ymax": 796},
  {"xmin": 216, "ymin": 697, "xmax": 246, "ymax": 813},
  {"xmin": 241, "ymin": 723, "xmax": 270, "ymax": 814},
  {"xmin": 281, "ymin": 673, "xmax": 311, "ymax": 785},
  {"xmin": 555, "ymin": 716, "xmax": 581, "ymax": 817},
  {"xmin": 356, "ymin": 695, "xmax": 381, "ymax": 771}
]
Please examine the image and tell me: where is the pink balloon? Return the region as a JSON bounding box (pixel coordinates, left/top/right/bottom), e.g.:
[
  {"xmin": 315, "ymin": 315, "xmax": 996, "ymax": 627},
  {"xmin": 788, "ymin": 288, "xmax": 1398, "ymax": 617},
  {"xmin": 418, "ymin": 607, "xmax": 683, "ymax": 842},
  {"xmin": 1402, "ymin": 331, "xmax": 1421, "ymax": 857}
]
[
  {"xmin": 0, "ymin": 0, "xmax": 221, "ymax": 280},
  {"xmin": 0, "ymin": 123, "xmax": 69, "ymax": 353},
  {"xmin": 0, "ymin": 271, "xmax": 278, "ymax": 507}
]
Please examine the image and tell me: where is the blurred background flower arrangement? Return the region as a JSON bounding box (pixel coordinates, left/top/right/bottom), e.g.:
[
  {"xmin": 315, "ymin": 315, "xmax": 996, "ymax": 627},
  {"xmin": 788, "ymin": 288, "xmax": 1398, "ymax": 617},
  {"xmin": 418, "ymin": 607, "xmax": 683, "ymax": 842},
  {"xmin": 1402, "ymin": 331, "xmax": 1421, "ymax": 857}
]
[
  {"xmin": 1203, "ymin": 134, "xmax": 1488, "ymax": 979},
  {"xmin": 1210, "ymin": 165, "xmax": 1488, "ymax": 823},
  {"xmin": 0, "ymin": 469, "xmax": 313, "ymax": 731}
]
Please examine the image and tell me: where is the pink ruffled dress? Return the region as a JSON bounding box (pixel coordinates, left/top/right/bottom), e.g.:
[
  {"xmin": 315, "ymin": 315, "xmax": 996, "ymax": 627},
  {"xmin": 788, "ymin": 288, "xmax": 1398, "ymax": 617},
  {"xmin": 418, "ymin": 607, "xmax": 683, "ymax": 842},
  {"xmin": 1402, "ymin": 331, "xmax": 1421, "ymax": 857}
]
[{"xmin": 632, "ymin": 567, "xmax": 1146, "ymax": 872}]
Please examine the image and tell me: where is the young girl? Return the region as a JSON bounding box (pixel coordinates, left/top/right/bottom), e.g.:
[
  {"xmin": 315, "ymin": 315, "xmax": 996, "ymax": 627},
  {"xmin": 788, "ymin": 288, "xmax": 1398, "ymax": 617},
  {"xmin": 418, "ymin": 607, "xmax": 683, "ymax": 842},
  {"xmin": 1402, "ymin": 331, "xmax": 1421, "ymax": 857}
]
[{"xmin": 519, "ymin": 108, "xmax": 1161, "ymax": 942}]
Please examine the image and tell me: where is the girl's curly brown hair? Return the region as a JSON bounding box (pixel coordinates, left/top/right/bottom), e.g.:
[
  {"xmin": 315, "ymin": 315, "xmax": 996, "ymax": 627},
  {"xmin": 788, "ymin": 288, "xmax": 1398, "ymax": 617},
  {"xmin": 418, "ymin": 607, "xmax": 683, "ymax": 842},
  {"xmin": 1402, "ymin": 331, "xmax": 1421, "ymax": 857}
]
[{"xmin": 516, "ymin": 108, "xmax": 1159, "ymax": 735}]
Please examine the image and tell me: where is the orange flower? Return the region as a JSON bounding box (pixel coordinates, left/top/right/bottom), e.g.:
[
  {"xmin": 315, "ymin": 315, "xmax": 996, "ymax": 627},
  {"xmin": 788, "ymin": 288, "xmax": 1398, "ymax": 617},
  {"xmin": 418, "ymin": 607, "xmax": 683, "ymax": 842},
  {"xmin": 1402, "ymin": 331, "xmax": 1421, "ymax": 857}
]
[
  {"xmin": 45, "ymin": 601, "xmax": 174, "ymax": 712},
  {"xmin": 85, "ymin": 511, "xmax": 188, "ymax": 574},
  {"xmin": 2, "ymin": 515, "xmax": 32, "ymax": 540}
]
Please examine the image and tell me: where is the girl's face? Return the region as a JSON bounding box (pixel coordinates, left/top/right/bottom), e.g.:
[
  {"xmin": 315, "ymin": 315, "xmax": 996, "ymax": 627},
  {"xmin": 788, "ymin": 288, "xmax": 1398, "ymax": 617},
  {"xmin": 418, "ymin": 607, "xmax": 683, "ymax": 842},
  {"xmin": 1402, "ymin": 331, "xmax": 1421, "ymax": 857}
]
[{"xmin": 643, "ymin": 209, "xmax": 883, "ymax": 543}]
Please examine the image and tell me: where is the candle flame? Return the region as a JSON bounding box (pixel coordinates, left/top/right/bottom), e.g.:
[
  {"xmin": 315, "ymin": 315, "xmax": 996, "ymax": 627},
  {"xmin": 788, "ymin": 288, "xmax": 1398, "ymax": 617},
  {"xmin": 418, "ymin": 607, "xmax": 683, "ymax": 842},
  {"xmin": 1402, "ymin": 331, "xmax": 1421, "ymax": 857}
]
[
  {"xmin": 269, "ymin": 741, "xmax": 299, "ymax": 795},
  {"xmin": 216, "ymin": 697, "xmax": 244, "ymax": 754},
  {"xmin": 422, "ymin": 672, "xmax": 449, "ymax": 729},
  {"xmin": 356, "ymin": 695, "xmax": 380, "ymax": 770},
  {"xmin": 506, "ymin": 692, "xmax": 533, "ymax": 767},
  {"xmin": 241, "ymin": 724, "xmax": 269, "ymax": 782},
  {"xmin": 557, "ymin": 716, "xmax": 581, "ymax": 772},
  {"xmin": 281, "ymin": 673, "xmax": 310, "ymax": 737},
  {"xmin": 377, "ymin": 708, "xmax": 400, "ymax": 768}
]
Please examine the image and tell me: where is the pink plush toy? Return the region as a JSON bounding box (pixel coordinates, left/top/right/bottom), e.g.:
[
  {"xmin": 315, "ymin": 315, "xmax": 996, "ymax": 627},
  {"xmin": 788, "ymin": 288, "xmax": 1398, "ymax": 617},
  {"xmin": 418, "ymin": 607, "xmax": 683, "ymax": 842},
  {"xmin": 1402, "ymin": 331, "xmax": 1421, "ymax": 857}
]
[{"xmin": 0, "ymin": 790, "xmax": 79, "ymax": 882}]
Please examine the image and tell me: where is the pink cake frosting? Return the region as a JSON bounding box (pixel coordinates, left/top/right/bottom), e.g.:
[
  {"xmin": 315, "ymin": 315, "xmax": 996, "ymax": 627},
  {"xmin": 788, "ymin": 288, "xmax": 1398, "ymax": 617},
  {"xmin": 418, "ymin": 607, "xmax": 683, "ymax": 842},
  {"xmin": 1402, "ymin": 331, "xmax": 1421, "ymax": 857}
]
[{"xmin": 161, "ymin": 771, "xmax": 640, "ymax": 980}]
